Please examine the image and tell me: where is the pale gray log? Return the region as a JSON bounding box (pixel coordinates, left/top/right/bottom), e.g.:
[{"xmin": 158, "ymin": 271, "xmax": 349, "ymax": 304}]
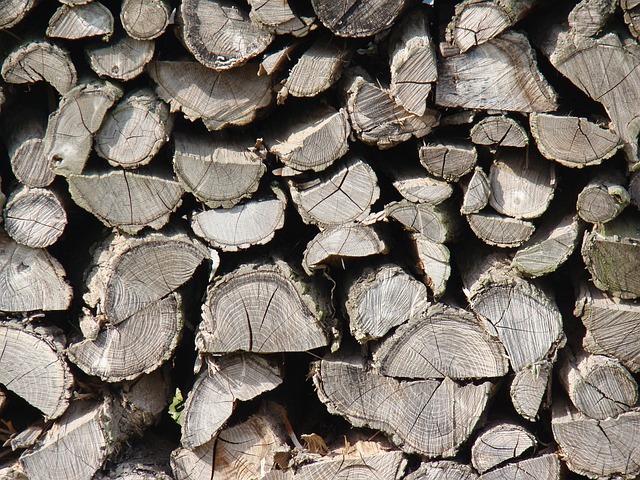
[
  {"xmin": 148, "ymin": 61, "xmax": 273, "ymax": 131},
  {"xmin": 1, "ymin": 41, "xmax": 77, "ymax": 95},
  {"xmin": 119, "ymin": 367, "xmax": 173, "ymax": 430},
  {"xmin": 510, "ymin": 362, "xmax": 552, "ymax": 421},
  {"xmin": 120, "ymin": 0, "xmax": 170, "ymax": 40},
  {"xmin": 436, "ymin": 31, "xmax": 558, "ymax": 112},
  {"xmin": 623, "ymin": 0, "xmax": 640, "ymax": 39},
  {"xmin": 470, "ymin": 115, "xmax": 528, "ymax": 147},
  {"xmin": 0, "ymin": 462, "xmax": 26, "ymax": 479},
  {"xmin": 460, "ymin": 167, "xmax": 491, "ymax": 215},
  {"xmin": 479, "ymin": 454, "xmax": 561, "ymax": 480},
  {"xmin": 0, "ymin": 0, "xmax": 38, "ymax": 29},
  {"xmin": 471, "ymin": 423, "xmax": 536, "ymax": 474},
  {"xmin": 259, "ymin": 42, "xmax": 298, "ymax": 76},
  {"xmin": 248, "ymin": 0, "xmax": 314, "ymax": 37},
  {"xmin": 577, "ymin": 173, "xmax": 630, "ymax": 224},
  {"xmin": 467, "ymin": 212, "xmax": 535, "ymax": 248},
  {"xmin": 418, "ymin": 141, "xmax": 477, "ymax": 182},
  {"xmin": 405, "ymin": 461, "xmax": 478, "ymax": 480},
  {"xmin": 47, "ymin": 2, "xmax": 114, "ymax": 40},
  {"xmin": 86, "ymin": 36, "xmax": 155, "ymax": 81},
  {"xmin": 413, "ymin": 234, "xmax": 451, "ymax": 298},
  {"xmin": 385, "ymin": 164, "xmax": 453, "ymax": 205},
  {"xmin": 385, "ymin": 200, "xmax": 459, "ymax": 243},
  {"xmin": 373, "ymin": 303, "xmax": 508, "ymax": 380},
  {"xmin": 568, "ymin": 0, "xmax": 617, "ymax": 37},
  {"xmin": 311, "ymin": 0, "xmax": 409, "ymax": 37}
]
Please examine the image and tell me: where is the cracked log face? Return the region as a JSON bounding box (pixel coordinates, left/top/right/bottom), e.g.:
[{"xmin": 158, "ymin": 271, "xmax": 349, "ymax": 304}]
[{"xmin": 311, "ymin": 0, "xmax": 409, "ymax": 37}]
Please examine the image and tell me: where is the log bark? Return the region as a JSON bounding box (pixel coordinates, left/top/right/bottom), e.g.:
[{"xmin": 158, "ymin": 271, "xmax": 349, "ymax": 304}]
[
  {"xmin": 405, "ymin": 461, "xmax": 478, "ymax": 480},
  {"xmin": 412, "ymin": 233, "xmax": 451, "ymax": 298},
  {"xmin": 47, "ymin": 2, "xmax": 114, "ymax": 40},
  {"xmin": 470, "ymin": 115, "xmax": 529, "ymax": 148},
  {"xmin": 510, "ymin": 362, "xmax": 552, "ymax": 421},
  {"xmin": 576, "ymin": 172, "xmax": 630, "ymax": 224},
  {"xmin": 466, "ymin": 212, "xmax": 536, "ymax": 248},
  {"xmin": 120, "ymin": 0, "xmax": 170, "ymax": 40},
  {"xmin": 248, "ymin": 0, "xmax": 314, "ymax": 37},
  {"xmin": 471, "ymin": 423, "xmax": 536, "ymax": 474},
  {"xmin": 479, "ymin": 453, "xmax": 561, "ymax": 480},
  {"xmin": 310, "ymin": 0, "xmax": 409, "ymax": 37},
  {"xmin": 385, "ymin": 164, "xmax": 453, "ymax": 205},
  {"xmin": 385, "ymin": 200, "xmax": 460, "ymax": 243},
  {"xmin": 418, "ymin": 141, "xmax": 477, "ymax": 182},
  {"xmin": 460, "ymin": 166, "xmax": 491, "ymax": 215},
  {"xmin": 86, "ymin": 36, "xmax": 155, "ymax": 82},
  {"xmin": 0, "ymin": 0, "xmax": 38, "ymax": 29}
]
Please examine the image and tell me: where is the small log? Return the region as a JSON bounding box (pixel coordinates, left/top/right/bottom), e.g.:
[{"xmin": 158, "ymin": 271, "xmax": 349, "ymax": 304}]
[
  {"xmin": 581, "ymin": 212, "xmax": 640, "ymax": 299},
  {"xmin": 470, "ymin": 115, "xmax": 529, "ymax": 148},
  {"xmin": 288, "ymin": 156, "xmax": 379, "ymax": 227},
  {"xmin": 47, "ymin": 2, "xmax": 114, "ymax": 40},
  {"xmin": 343, "ymin": 263, "xmax": 429, "ymax": 342},
  {"xmin": 45, "ymin": 80, "xmax": 124, "ymax": 176},
  {"xmin": 479, "ymin": 453, "xmax": 561, "ymax": 480},
  {"xmin": 4, "ymin": 187, "xmax": 67, "ymax": 248},
  {"xmin": 623, "ymin": 0, "xmax": 640, "ymax": 39},
  {"xmin": 471, "ymin": 423, "xmax": 536, "ymax": 473},
  {"xmin": 0, "ymin": 322, "xmax": 73, "ymax": 419},
  {"xmin": 510, "ymin": 362, "xmax": 552, "ymax": 421},
  {"xmin": 385, "ymin": 164, "xmax": 453, "ymax": 205},
  {"xmin": 413, "ymin": 233, "xmax": 451, "ymax": 298},
  {"xmin": 406, "ymin": 461, "xmax": 478, "ymax": 480},
  {"xmin": 529, "ymin": 113, "xmax": 621, "ymax": 168},
  {"xmin": 373, "ymin": 303, "xmax": 509, "ymax": 380},
  {"xmin": 86, "ymin": 36, "xmax": 155, "ymax": 81},
  {"xmin": 302, "ymin": 223, "xmax": 388, "ymax": 275},
  {"xmin": 385, "ymin": 200, "xmax": 459, "ymax": 243},
  {"xmin": 460, "ymin": 166, "xmax": 491, "ymax": 215},
  {"xmin": 268, "ymin": 106, "xmax": 350, "ymax": 173},
  {"xmin": 0, "ymin": 0, "xmax": 38, "ymax": 29},
  {"xmin": 67, "ymin": 170, "xmax": 183, "ymax": 234},
  {"xmin": 512, "ymin": 211, "xmax": 582, "ymax": 278},
  {"xmin": 181, "ymin": 354, "xmax": 282, "ymax": 449},
  {"xmin": 120, "ymin": 0, "xmax": 170, "ymax": 40},
  {"xmin": 345, "ymin": 72, "xmax": 439, "ymax": 149},
  {"xmin": 179, "ymin": 0, "xmax": 274, "ymax": 70},
  {"xmin": 248, "ymin": 0, "xmax": 314, "ymax": 37},
  {"xmin": 196, "ymin": 260, "xmax": 335, "ymax": 354},
  {"xmin": 191, "ymin": 185, "xmax": 286, "ymax": 252},
  {"xmin": 313, "ymin": 352, "xmax": 496, "ymax": 457},
  {"xmin": 310, "ymin": 0, "xmax": 409, "ymax": 37},
  {"xmin": 1, "ymin": 41, "xmax": 77, "ymax": 95},
  {"xmin": 568, "ymin": 0, "xmax": 616, "ymax": 37},
  {"xmin": 446, "ymin": 0, "xmax": 538, "ymax": 52},
  {"xmin": 0, "ymin": 231, "xmax": 73, "ymax": 312},
  {"xmin": 436, "ymin": 31, "xmax": 558, "ymax": 112},
  {"xmin": 467, "ymin": 212, "xmax": 536, "ymax": 248},
  {"xmin": 148, "ymin": 61, "xmax": 273, "ymax": 131},
  {"xmin": 418, "ymin": 141, "xmax": 477, "ymax": 182},
  {"xmin": 95, "ymin": 88, "xmax": 171, "ymax": 169},
  {"xmin": 576, "ymin": 172, "xmax": 630, "ymax": 224},
  {"xmin": 389, "ymin": 9, "xmax": 437, "ymax": 117},
  {"xmin": 173, "ymin": 132, "xmax": 265, "ymax": 208},
  {"xmin": 259, "ymin": 42, "xmax": 298, "ymax": 76}
]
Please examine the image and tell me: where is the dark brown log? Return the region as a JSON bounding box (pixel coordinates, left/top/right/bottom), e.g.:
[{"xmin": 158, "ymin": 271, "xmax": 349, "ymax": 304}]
[
  {"xmin": 86, "ymin": 35, "xmax": 155, "ymax": 82},
  {"xmin": 120, "ymin": 0, "xmax": 170, "ymax": 41},
  {"xmin": 311, "ymin": 0, "xmax": 409, "ymax": 38},
  {"xmin": 47, "ymin": 2, "xmax": 114, "ymax": 40}
]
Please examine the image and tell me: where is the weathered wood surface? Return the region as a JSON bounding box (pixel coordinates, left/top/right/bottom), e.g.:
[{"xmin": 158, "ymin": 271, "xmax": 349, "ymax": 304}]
[
  {"xmin": 576, "ymin": 172, "xmax": 630, "ymax": 224},
  {"xmin": 120, "ymin": 0, "xmax": 170, "ymax": 40},
  {"xmin": 461, "ymin": 167, "xmax": 491, "ymax": 215},
  {"xmin": 467, "ymin": 212, "xmax": 536, "ymax": 248},
  {"xmin": 419, "ymin": 141, "xmax": 477, "ymax": 182},
  {"xmin": 47, "ymin": 2, "xmax": 114, "ymax": 40},
  {"xmin": 470, "ymin": 115, "xmax": 528, "ymax": 148},
  {"xmin": 311, "ymin": 0, "xmax": 409, "ymax": 37},
  {"xmin": 86, "ymin": 36, "xmax": 155, "ymax": 82},
  {"xmin": 249, "ymin": 0, "xmax": 314, "ymax": 37},
  {"xmin": 0, "ymin": 0, "xmax": 38, "ymax": 29},
  {"xmin": 471, "ymin": 423, "xmax": 536, "ymax": 473},
  {"xmin": 510, "ymin": 362, "xmax": 552, "ymax": 421},
  {"xmin": 412, "ymin": 233, "xmax": 451, "ymax": 298}
]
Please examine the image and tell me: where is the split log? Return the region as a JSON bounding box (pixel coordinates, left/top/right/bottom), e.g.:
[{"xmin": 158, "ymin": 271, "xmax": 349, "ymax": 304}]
[
  {"xmin": 196, "ymin": 260, "xmax": 335, "ymax": 354},
  {"xmin": 148, "ymin": 61, "xmax": 273, "ymax": 131},
  {"xmin": 373, "ymin": 303, "xmax": 509, "ymax": 380},
  {"xmin": 67, "ymin": 170, "xmax": 183, "ymax": 234},
  {"xmin": 45, "ymin": 81, "xmax": 123, "ymax": 177},
  {"xmin": 248, "ymin": 0, "xmax": 314, "ymax": 37},
  {"xmin": 581, "ymin": 212, "xmax": 640, "ymax": 299},
  {"xmin": 3, "ymin": 187, "xmax": 67, "ymax": 248},
  {"xmin": 1, "ymin": 41, "xmax": 77, "ymax": 95},
  {"xmin": 288, "ymin": 156, "xmax": 379, "ymax": 227},
  {"xmin": 460, "ymin": 166, "xmax": 491, "ymax": 215},
  {"xmin": 47, "ymin": 2, "xmax": 114, "ymax": 40},
  {"xmin": 259, "ymin": 42, "xmax": 298, "ymax": 76},
  {"xmin": 95, "ymin": 88, "xmax": 171, "ymax": 169},
  {"xmin": 471, "ymin": 423, "xmax": 536, "ymax": 473},
  {"xmin": 389, "ymin": 9, "xmax": 437, "ymax": 117},
  {"xmin": 178, "ymin": 0, "xmax": 274, "ymax": 70},
  {"xmin": 345, "ymin": 72, "xmax": 439, "ymax": 149},
  {"xmin": 412, "ymin": 233, "xmax": 451, "ymax": 298},
  {"xmin": 191, "ymin": 185, "xmax": 286, "ymax": 252},
  {"xmin": 385, "ymin": 164, "xmax": 453, "ymax": 205},
  {"xmin": 0, "ymin": 0, "xmax": 38, "ymax": 29},
  {"xmin": 479, "ymin": 453, "xmax": 561, "ymax": 480},
  {"xmin": 510, "ymin": 362, "xmax": 552, "ymax": 421},
  {"xmin": 173, "ymin": 132, "xmax": 265, "ymax": 209},
  {"xmin": 86, "ymin": 36, "xmax": 155, "ymax": 82},
  {"xmin": 313, "ymin": 352, "xmax": 496, "ymax": 457},
  {"xmin": 576, "ymin": 172, "xmax": 630, "ymax": 224},
  {"xmin": 0, "ymin": 322, "xmax": 73, "ymax": 419},
  {"xmin": 470, "ymin": 115, "xmax": 529, "ymax": 148},
  {"xmin": 405, "ymin": 461, "xmax": 478, "ymax": 480},
  {"xmin": 385, "ymin": 200, "xmax": 459, "ymax": 243},
  {"xmin": 310, "ymin": 0, "xmax": 409, "ymax": 37},
  {"xmin": 181, "ymin": 354, "xmax": 281, "ymax": 449},
  {"xmin": 436, "ymin": 31, "xmax": 558, "ymax": 112},
  {"xmin": 529, "ymin": 113, "xmax": 621, "ymax": 168},
  {"xmin": 418, "ymin": 141, "xmax": 477, "ymax": 182},
  {"xmin": 568, "ymin": 0, "xmax": 616, "ymax": 37},
  {"xmin": 623, "ymin": 0, "xmax": 640, "ymax": 39},
  {"xmin": 467, "ymin": 212, "xmax": 536, "ymax": 248},
  {"xmin": 446, "ymin": 0, "xmax": 538, "ymax": 52},
  {"xmin": 0, "ymin": 231, "xmax": 72, "ymax": 312},
  {"xmin": 460, "ymin": 251, "xmax": 564, "ymax": 371},
  {"xmin": 302, "ymin": 223, "xmax": 388, "ymax": 275},
  {"xmin": 343, "ymin": 263, "xmax": 429, "ymax": 342},
  {"xmin": 488, "ymin": 149, "xmax": 556, "ymax": 219},
  {"xmin": 120, "ymin": 0, "xmax": 170, "ymax": 41}
]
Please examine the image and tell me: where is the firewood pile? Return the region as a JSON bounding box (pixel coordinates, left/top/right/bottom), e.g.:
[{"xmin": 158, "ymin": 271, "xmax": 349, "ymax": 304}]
[{"xmin": 1, "ymin": 0, "xmax": 640, "ymax": 478}]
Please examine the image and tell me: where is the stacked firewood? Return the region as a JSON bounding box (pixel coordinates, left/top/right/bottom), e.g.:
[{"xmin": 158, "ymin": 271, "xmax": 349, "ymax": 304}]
[{"xmin": 1, "ymin": 0, "xmax": 640, "ymax": 478}]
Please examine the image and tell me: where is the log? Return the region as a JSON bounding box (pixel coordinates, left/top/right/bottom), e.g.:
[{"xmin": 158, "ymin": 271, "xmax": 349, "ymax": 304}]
[
  {"xmin": 288, "ymin": 156, "xmax": 379, "ymax": 227},
  {"xmin": 310, "ymin": 0, "xmax": 409, "ymax": 37},
  {"xmin": 0, "ymin": 231, "xmax": 72, "ymax": 312},
  {"xmin": 372, "ymin": 303, "xmax": 509, "ymax": 380},
  {"xmin": 470, "ymin": 115, "xmax": 529, "ymax": 148},
  {"xmin": 248, "ymin": 0, "xmax": 314, "ymax": 37},
  {"xmin": 389, "ymin": 9, "xmax": 437, "ymax": 117},
  {"xmin": 405, "ymin": 461, "xmax": 478, "ymax": 480},
  {"xmin": 47, "ymin": 2, "xmax": 114, "ymax": 40},
  {"xmin": 95, "ymin": 88, "xmax": 171, "ymax": 169},
  {"xmin": 0, "ymin": 322, "xmax": 73, "ymax": 419},
  {"xmin": 191, "ymin": 185, "xmax": 286, "ymax": 252},
  {"xmin": 67, "ymin": 170, "xmax": 184, "ymax": 234},
  {"xmin": 623, "ymin": 0, "xmax": 640, "ymax": 39},
  {"xmin": 460, "ymin": 166, "xmax": 491, "ymax": 215},
  {"xmin": 86, "ymin": 35, "xmax": 155, "ymax": 82},
  {"xmin": 3, "ymin": 186, "xmax": 67, "ymax": 248},
  {"xmin": 259, "ymin": 42, "xmax": 298, "ymax": 76},
  {"xmin": 576, "ymin": 172, "xmax": 630, "ymax": 224},
  {"xmin": 466, "ymin": 212, "xmax": 536, "ymax": 248},
  {"xmin": 45, "ymin": 80, "xmax": 124, "ymax": 176},
  {"xmin": 181, "ymin": 353, "xmax": 282, "ymax": 449},
  {"xmin": 631, "ymin": 171, "xmax": 640, "ymax": 208},
  {"xmin": 173, "ymin": 131, "xmax": 265, "ymax": 209},
  {"xmin": 148, "ymin": 61, "xmax": 273, "ymax": 131},
  {"xmin": 178, "ymin": 0, "xmax": 274, "ymax": 70},
  {"xmin": 1, "ymin": 41, "xmax": 77, "ymax": 95},
  {"xmin": 94, "ymin": 433, "xmax": 173, "ymax": 480},
  {"xmin": 478, "ymin": 453, "xmax": 561, "ymax": 480},
  {"xmin": 471, "ymin": 423, "xmax": 536, "ymax": 473},
  {"xmin": 313, "ymin": 352, "xmax": 496, "ymax": 457},
  {"xmin": 385, "ymin": 200, "xmax": 459, "ymax": 243},
  {"xmin": 120, "ymin": 0, "xmax": 170, "ymax": 41},
  {"xmin": 510, "ymin": 362, "xmax": 552, "ymax": 421},
  {"xmin": 568, "ymin": 0, "xmax": 616, "ymax": 37},
  {"xmin": 412, "ymin": 233, "xmax": 451, "ymax": 298},
  {"xmin": 196, "ymin": 260, "xmax": 335, "ymax": 354},
  {"xmin": 529, "ymin": 113, "xmax": 621, "ymax": 168},
  {"xmin": 0, "ymin": 0, "xmax": 38, "ymax": 29},
  {"xmin": 418, "ymin": 141, "xmax": 477, "ymax": 182},
  {"xmin": 343, "ymin": 263, "xmax": 429, "ymax": 342},
  {"xmin": 385, "ymin": 164, "xmax": 453, "ymax": 205}
]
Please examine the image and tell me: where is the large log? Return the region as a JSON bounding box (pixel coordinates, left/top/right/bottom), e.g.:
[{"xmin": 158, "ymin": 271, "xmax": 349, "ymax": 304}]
[{"xmin": 47, "ymin": 2, "xmax": 114, "ymax": 40}]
